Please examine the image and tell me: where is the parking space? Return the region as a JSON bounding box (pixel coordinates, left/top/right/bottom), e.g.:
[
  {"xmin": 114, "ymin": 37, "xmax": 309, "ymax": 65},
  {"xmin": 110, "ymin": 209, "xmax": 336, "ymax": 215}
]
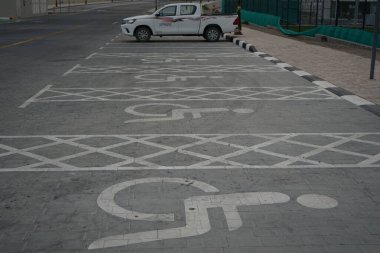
[{"xmin": 1, "ymin": 2, "xmax": 380, "ymax": 252}]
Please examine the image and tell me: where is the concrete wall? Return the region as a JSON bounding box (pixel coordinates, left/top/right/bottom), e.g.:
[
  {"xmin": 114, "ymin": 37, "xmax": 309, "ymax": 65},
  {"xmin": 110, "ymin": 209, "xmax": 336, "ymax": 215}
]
[{"xmin": 0, "ymin": 0, "xmax": 47, "ymax": 18}]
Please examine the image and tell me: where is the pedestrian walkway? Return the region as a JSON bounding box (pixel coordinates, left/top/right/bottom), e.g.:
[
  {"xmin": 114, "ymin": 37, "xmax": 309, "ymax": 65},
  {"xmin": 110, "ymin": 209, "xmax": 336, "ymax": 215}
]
[
  {"xmin": 47, "ymin": 0, "xmax": 109, "ymax": 9},
  {"xmin": 239, "ymin": 25, "xmax": 380, "ymax": 105}
]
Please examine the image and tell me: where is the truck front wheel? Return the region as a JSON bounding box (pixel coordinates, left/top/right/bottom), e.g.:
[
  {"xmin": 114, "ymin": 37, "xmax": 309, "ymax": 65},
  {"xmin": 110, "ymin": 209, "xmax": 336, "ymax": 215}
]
[
  {"xmin": 204, "ymin": 27, "xmax": 221, "ymax": 42},
  {"xmin": 135, "ymin": 27, "xmax": 151, "ymax": 42}
]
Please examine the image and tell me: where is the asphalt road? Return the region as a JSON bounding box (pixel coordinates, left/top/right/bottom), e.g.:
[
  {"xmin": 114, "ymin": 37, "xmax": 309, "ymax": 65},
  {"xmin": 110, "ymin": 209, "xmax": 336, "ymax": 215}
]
[{"xmin": 1, "ymin": 1, "xmax": 380, "ymax": 253}]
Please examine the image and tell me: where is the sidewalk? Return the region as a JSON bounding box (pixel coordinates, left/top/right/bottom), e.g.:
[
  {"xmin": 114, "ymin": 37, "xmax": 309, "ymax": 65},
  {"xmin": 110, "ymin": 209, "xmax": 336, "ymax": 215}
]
[
  {"xmin": 239, "ymin": 25, "xmax": 380, "ymax": 105},
  {"xmin": 47, "ymin": 0, "xmax": 126, "ymax": 12},
  {"xmin": 47, "ymin": 0, "xmax": 110, "ymax": 9}
]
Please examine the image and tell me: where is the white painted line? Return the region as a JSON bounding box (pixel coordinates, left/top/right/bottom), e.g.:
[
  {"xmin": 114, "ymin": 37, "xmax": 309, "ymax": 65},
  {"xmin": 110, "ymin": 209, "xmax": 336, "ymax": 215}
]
[
  {"xmin": 111, "ymin": 39, "xmax": 114, "ymax": 42},
  {"xmin": 253, "ymin": 52, "xmax": 266, "ymax": 56},
  {"xmin": 106, "ymin": 42, "xmax": 110, "ymax": 45},
  {"xmin": 276, "ymin": 62, "xmax": 292, "ymax": 68},
  {"xmin": 245, "ymin": 43, "xmax": 252, "ymax": 50},
  {"xmin": 293, "ymin": 70, "xmax": 311, "ymax": 77},
  {"xmin": 238, "ymin": 40, "xmax": 244, "ymax": 47},
  {"xmin": 88, "ymin": 52, "xmax": 255, "ymax": 58},
  {"xmin": 102, "ymin": 46, "xmax": 236, "ymax": 49},
  {"xmin": 112, "ymin": 22, "xmax": 118, "ymax": 25},
  {"xmin": 1, "ymin": 164, "xmax": 380, "ymax": 172},
  {"xmin": 341, "ymin": 95, "xmax": 374, "ymax": 106},
  {"xmin": 19, "ymin": 85, "xmax": 52, "ymax": 108},
  {"xmin": 62, "ymin": 64, "xmax": 80, "ymax": 77},
  {"xmin": 233, "ymin": 38, "xmax": 238, "ymax": 43},
  {"xmin": 85, "ymin": 52, "xmax": 97, "ymax": 60},
  {"xmin": 312, "ymin": 80, "xmax": 336, "ymax": 88},
  {"xmin": 99, "ymin": 47, "xmax": 104, "ymax": 50},
  {"xmin": 264, "ymin": 57, "xmax": 279, "ymax": 61}
]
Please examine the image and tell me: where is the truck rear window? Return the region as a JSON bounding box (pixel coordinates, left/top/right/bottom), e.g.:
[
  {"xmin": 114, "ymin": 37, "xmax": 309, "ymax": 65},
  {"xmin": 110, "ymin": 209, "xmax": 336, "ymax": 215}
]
[{"xmin": 180, "ymin": 5, "xmax": 197, "ymax": 15}]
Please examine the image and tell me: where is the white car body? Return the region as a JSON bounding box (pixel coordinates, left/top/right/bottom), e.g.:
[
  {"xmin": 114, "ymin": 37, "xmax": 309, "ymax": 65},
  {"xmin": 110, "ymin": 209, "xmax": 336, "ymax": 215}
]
[{"xmin": 121, "ymin": 3, "xmax": 238, "ymax": 41}]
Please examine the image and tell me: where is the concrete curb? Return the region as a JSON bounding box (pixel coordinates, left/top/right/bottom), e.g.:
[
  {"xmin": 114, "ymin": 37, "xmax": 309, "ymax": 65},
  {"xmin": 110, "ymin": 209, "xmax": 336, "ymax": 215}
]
[{"xmin": 224, "ymin": 34, "xmax": 380, "ymax": 118}]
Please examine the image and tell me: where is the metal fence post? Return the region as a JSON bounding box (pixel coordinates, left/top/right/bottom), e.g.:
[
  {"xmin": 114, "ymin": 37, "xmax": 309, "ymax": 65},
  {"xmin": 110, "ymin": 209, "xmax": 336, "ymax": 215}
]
[
  {"xmin": 299, "ymin": 0, "xmax": 302, "ymax": 31},
  {"xmin": 321, "ymin": 0, "xmax": 325, "ymax": 25},
  {"xmin": 309, "ymin": 1, "xmax": 312, "ymax": 24},
  {"xmin": 363, "ymin": 0, "xmax": 368, "ymax": 30},
  {"xmin": 276, "ymin": 0, "xmax": 279, "ymax": 16},
  {"xmin": 370, "ymin": 0, "xmax": 380, "ymax": 79},
  {"xmin": 335, "ymin": 0, "xmax": 340, "ymax": 26},
  {"xmin": 315, "ymin": 0, "xmax": 319, "ymax": 26},
  {"xmin": 287, "ymin": 0, "xmax": 290, "ymax": 28}
]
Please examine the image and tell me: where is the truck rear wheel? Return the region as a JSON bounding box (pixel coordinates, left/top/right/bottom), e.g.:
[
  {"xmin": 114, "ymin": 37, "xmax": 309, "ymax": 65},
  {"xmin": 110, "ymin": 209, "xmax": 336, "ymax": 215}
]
[
  {"xmin": 204, "ymin": 27, "xmax": 221, "ymax": 42},
  {"xmin": 135, "ymin": 27, "xmax": 151, "ymax": 42}
]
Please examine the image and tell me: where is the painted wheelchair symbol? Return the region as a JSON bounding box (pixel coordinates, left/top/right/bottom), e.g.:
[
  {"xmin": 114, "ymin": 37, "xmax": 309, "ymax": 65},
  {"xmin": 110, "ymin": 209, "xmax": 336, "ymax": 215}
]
[
  {"xmin": 141, "ymin": 58, "xmax": 208, "ymax": 63},
  {"xmin": 89, "ymin": 177, "xmax": 338, "ymax": 249},
  {"xmin": 134, "ymin": 74, "xmax": 223, "ymax": 83},
  {"xmin": 124, "ymin": 103, "xmax": 254, "ymax": 124}
]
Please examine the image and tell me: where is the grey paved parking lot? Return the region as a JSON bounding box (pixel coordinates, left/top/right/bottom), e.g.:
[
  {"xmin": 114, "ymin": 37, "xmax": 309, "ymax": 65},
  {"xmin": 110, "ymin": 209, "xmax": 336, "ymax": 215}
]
[{"xmin": 1, "ymin": 1, "xmax": 380, "ymax": 253}]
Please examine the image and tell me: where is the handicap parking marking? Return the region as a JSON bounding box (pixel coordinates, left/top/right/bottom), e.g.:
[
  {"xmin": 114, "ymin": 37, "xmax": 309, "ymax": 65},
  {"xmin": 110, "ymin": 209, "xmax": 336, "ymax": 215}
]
[
  {"xmin": 89, "ymin": 177, "xmax": 338, "ymax": 249},
  {"xmin": 0, "ymin": 133, "xmax": 379, "ymax": 172},
  {"xmin": 140, "ymin": 58, "xmax": 209, "ymax": 63},
  {"xmin": 134, "ymin": 74, "xmax": 224, "ymax": 83},
  {"xmin": 124, "ymin": 102, "xmax": 254, "ymax": 124},
  {"xmin": 96, "ymin": 177, "xmax": 219, "ymax": 222}
]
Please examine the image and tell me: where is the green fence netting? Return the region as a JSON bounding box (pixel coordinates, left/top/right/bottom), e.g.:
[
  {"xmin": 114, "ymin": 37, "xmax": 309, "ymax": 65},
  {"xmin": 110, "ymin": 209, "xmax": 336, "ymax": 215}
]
[
  {"xmin": 241, "ymin": 10, "xmax": 380, "ymax": 48},
  {"xmin": 223, "ymin": 0, "xmax": 300, "ymax": 24}
]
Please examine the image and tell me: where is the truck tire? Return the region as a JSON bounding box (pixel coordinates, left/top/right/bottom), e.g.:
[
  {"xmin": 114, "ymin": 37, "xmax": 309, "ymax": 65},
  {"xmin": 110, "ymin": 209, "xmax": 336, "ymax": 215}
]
[
  {"xmin": 135, "ymin": 27, "xmax": 151, "ymax": 42},
  {"xmin": 204, "ymin": 26, "xmax": 221, "ymax": 42}
]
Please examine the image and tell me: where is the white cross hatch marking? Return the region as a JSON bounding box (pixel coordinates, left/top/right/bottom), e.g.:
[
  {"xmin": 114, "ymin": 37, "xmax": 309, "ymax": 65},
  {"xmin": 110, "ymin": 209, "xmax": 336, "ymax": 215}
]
[
  {"xmin": 68, "ymin": 64, "xmax": 287, "ymax": 74},
  {"xmin": 0, "ymin": 133, "xmax": 379, "ymax": 171},
  {"xmin": 86, "ymin": 52, "xmax": 258, "ymax": 59},
  {"xmin": 21, "ymin": 86, "xmax": 338, "ymax": 106}
]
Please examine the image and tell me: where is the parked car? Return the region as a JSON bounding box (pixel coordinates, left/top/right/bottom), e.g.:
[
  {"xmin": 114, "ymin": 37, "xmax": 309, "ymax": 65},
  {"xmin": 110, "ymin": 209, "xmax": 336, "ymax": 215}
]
[{"xmin": 121, "ymin": 3, "xmax": 239, "ymax": 42}]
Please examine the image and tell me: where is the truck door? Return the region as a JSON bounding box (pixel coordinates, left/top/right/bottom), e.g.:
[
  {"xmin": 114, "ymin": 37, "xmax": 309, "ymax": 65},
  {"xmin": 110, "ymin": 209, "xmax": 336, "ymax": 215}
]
[
  {"xmin": 177, "ymin": 5, "xmax": 200, "ymax": 34},
  {"xmin": 155, "ymin": 5, "xmax": 179, "ymax": 35}
]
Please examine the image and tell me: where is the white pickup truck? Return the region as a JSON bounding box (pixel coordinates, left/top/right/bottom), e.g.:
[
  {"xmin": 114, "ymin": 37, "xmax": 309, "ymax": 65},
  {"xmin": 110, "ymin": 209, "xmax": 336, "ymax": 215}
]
[{"xmin": 121, "ymin": 3, "xmax": 238, "ymax": 42}]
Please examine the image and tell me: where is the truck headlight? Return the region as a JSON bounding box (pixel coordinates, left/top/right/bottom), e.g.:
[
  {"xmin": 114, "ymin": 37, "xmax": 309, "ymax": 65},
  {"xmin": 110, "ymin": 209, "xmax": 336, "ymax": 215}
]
[{"xmin": 122, "ymin": 19, "xmax": 136, "ymax": 24}]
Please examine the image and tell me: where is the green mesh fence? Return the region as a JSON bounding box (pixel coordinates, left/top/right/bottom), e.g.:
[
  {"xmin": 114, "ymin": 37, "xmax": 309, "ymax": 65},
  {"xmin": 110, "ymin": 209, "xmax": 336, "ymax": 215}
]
[
  {"xmin": 223, "ymin": 0, "xmax": 300, "ymax": 24},
  {"xmin": 241, "ymin": 10, "xmax": 380, "ymax": 48}
]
